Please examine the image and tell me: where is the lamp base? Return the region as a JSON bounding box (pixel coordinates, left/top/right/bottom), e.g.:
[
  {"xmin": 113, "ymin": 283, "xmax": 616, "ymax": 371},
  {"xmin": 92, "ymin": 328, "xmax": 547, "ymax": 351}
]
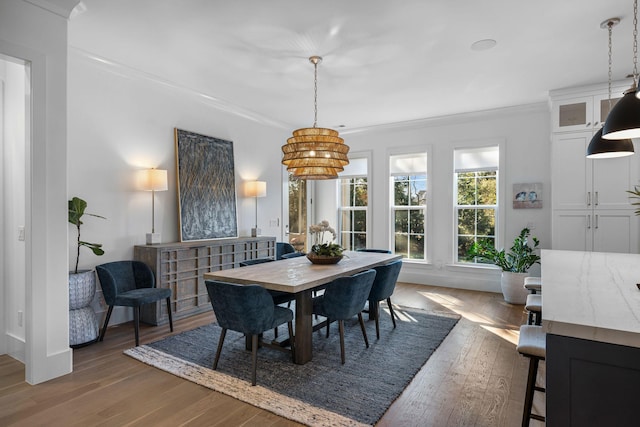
[
  {"xmin": 146, "ymin": 232, "xmax": 161, "ymax": 245},
  {"xmin": 251, "ymin": 227, "xmax": 261, "ymax": 237}
]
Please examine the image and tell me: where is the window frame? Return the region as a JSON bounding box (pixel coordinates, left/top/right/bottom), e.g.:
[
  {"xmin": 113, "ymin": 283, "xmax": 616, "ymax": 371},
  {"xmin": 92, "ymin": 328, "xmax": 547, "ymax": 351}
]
[
  {"xmin": 337, "ymin": 153, "xmax": 371, "ymax": 251},
  {"xmin": 387, "ymin": 147, "xmax": 431, "ymax": 262},
  {"xmin": 452, "ymin": 141, "xmax": 505, "ymax": 265}
]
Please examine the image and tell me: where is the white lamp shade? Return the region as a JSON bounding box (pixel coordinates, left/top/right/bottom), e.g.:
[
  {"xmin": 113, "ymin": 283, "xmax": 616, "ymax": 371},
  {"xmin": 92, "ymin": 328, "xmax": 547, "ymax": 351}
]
[
  {"xmin": 245, "ymin": 180, "xmax": 267, "ymax": 198},
  {"xmin": 141, "ymin": 169, "xmax": 168, "ymax": 192}
]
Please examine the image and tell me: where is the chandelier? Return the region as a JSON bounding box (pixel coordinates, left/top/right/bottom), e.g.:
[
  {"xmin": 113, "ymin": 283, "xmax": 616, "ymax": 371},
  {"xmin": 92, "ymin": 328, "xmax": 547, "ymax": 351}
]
[{"xmin": 281, "ymin": 56, "xmax": 349, "ymax": 180}]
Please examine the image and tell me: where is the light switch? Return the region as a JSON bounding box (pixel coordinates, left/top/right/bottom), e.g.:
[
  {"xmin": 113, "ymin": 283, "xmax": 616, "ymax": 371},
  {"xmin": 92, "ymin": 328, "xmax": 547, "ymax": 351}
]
[{"xmin": 18, "ymin": 226, "xmax": 25, "ymax": 241}]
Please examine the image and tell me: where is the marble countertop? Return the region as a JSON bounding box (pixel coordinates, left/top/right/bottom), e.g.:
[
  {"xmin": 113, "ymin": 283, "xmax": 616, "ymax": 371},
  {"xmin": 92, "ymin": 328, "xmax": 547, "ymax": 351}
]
[{"xmin": 542, "ymin": 249, "xmax": 640, "ymax": 348}]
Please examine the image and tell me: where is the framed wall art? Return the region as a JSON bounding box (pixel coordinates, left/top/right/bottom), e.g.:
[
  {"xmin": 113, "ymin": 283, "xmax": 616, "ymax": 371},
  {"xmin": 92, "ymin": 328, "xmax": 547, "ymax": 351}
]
[
  {"xmin": 174, "ymin": 128, "xmax": 238, "ymax": 241},
  {"xmin": 513, "ymin": 183, "xmax": 542, "ymax": 209}
]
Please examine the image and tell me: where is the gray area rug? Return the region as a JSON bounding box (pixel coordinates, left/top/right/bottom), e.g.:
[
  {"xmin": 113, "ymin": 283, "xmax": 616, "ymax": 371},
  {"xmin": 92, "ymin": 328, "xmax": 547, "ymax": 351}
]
[{"xmin": 125, "ymin": 306, "xmax": 459, "ymax": 427}]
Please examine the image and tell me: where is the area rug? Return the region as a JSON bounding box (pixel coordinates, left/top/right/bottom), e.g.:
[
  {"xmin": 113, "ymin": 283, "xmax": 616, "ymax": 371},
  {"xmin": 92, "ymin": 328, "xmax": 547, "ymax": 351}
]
[{"xmin": 125, "ymin": 306, "xmax": 459, "ymax": 427}]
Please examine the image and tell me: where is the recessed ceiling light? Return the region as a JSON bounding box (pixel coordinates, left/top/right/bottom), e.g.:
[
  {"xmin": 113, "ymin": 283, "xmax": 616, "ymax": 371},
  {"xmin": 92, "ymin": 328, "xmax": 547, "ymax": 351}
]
[{"xmin": 471, "ymin": 39, "xmax": 497, "ymax": 51}]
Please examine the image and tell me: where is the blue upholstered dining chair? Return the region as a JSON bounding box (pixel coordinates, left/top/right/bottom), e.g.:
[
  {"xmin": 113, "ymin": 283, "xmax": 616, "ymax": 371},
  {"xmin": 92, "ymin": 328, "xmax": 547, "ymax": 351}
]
[
  {"xmin": 205, "ymin": 280, "xmax": 295, "ymax": 386},
  {"xmin": 276, "ymin": 242, "xmax": 296, "ymax": 260},
  {"xmin": 368, "ymin": 259, "xmax": 403, "ymax": 339},
  {"xmin": 312, "ymin": 269, "xmax": 377, "ymax": 364},
  {"xmin": 95, "ymin": 260, "xmax": 173, "ymax": 346},
  {"xmin": 356, "ymin": 248, "xmax": 392, "ymax": 254},
  {"xmin": 281, "ymin": 251, "xmax": 305, "ymax": 259}
]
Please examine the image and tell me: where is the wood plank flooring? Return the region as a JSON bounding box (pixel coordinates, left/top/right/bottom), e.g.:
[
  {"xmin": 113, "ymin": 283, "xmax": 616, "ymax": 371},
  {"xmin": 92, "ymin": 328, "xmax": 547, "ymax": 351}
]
[{"xmin": 0, "ymin": 283, "xmax": 544, "ymax": 426}]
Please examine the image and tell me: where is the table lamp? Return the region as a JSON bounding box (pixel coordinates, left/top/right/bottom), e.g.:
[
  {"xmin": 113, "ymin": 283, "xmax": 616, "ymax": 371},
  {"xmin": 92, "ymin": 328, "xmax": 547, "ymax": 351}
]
[
  {"xmin": 244, "ymin": 180, "xmax": 266, "ymax": 237},
  {"xmin": 142, "ymin": 168, "xmax": 168, "ymax": 244}
]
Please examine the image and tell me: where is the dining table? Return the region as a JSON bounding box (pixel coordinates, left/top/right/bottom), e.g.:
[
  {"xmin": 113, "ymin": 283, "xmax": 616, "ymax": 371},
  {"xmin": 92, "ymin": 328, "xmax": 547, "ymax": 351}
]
[{"xmin": 203, "ymin": 250, "xmax": 402, "ymax": 364}]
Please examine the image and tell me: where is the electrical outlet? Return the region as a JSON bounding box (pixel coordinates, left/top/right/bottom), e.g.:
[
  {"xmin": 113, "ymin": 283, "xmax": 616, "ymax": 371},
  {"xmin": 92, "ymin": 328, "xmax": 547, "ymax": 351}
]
[{"xmin": 18, "ymin": 226, "xmax": 25, "ymax": 241}]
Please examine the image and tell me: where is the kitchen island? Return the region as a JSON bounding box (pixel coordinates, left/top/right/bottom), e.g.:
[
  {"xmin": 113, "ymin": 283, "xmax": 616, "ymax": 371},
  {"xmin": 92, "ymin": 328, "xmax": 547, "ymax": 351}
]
[{"xmin": 542, "ymin": 249, "xmax": 640, "ymax": 426}]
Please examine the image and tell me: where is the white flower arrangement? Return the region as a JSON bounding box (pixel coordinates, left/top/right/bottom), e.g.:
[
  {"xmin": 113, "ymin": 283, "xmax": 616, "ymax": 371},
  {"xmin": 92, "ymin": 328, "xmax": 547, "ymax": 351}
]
[{"xmin": 309, "ymin": 220, "xmax": 344, "ymax": 256}]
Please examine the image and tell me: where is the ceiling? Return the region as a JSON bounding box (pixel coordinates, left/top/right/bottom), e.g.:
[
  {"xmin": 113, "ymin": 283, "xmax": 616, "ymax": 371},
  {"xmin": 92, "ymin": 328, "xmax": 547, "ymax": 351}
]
[{"xmin": 67, "ymin": 0, "xmax": 637, "ymax": 131}]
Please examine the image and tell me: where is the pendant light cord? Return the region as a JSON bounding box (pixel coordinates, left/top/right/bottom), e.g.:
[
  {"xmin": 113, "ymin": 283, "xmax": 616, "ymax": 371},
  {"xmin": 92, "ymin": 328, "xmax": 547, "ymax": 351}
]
[
  {"xmin": 313, "ymin": 59, "xmax": 318, "ymax": 128},
  {"xmin": 609, "ymin": 20, "xmax": 614, "ymax": 110},
  {"xmin": 634, "ymin": 0, "xmax": 638, "ymax": 87}
]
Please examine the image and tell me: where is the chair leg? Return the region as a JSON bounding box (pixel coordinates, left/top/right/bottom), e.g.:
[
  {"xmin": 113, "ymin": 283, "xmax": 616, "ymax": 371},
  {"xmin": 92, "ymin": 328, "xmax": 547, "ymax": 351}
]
[
  {"xmin": 213, "ymin": 328, "xmax": 227, "ymax": 370},
  {"xmin": 99, "ymin": 305, "xmax": 114, "ymax": 342},
  {"xmin": 527, "ymin": 311, "xmax": 534, "ymax": 325},
  {"xmin": 134, "ymin": 306, "xmax": 141, "ymax": 346},
  {"xmin": 338, "ymin": 320, "xmax": 346, "ymax": 365},
  {"xmin": 374, "ymin": 301, "xmax": 381, "ymax": 339},
  {"xmin": 522, "ymin": 356, "xmax": 543, "ymax": 427},
  {"xmin": 251, "ymin": 334, "xmax": 259, "ymax": 386},
  {"xmin": 326, "ymin": 318, "xmax": 331, "ymax": 338},
  {"xmin": 358, "ymin": 312, "xmax": 370, "ymax": 348},
  {"xmin": 387, "ymin": 297, "xmax": 397, "ymax": 329},
  {"xmin": 287, "ymin": 321, "xmax": 295, "ymax": 361},
  {"xmin": 165, "ymin": 297, "xmax": 174, "ymax": 332}
]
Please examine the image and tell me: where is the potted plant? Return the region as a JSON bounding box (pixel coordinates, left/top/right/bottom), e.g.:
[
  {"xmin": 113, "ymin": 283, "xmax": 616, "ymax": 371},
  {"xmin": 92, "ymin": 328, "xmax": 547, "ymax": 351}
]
[
  {"xmin": 307, "ymin": 220, "xmax": 345, "ymax": 264},
  {"xmin": 467, "ymin": 227, "xmax": 540, "ymax": 304},
  {"xmin": 68, "ymin": 196, "xmax": 105, "ymax": 346}
]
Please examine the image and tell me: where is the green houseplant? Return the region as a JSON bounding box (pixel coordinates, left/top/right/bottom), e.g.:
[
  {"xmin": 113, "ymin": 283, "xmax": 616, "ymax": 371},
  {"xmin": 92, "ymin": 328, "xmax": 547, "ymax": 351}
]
[
  {"xmin": 467, "ymin": 227, "xmax": 540, "ymax": 304},
  {"xmin": 68, "ymin": 196, "xmax": 105, "ymax": 346}
]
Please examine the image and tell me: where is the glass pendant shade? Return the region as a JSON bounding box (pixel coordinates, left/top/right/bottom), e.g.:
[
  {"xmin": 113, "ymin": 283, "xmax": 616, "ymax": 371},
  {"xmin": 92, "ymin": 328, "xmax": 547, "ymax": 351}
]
[
  {"xmin": 586, "ymin": 128, "xmax": 634, "ymax": 158},
  {"xmin": 602, "ymin": 87, "xmax": 640, "ymax": 140},
  {"xmin": 282, "ymin": 127, "xmax": 350, "ymax": 179}
]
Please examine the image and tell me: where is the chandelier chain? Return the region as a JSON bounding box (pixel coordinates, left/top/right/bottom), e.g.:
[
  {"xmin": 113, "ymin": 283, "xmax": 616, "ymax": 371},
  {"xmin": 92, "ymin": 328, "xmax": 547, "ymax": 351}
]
[{"xmin": 313, "ymin": 60, "xmax": 318, "ymax": 128}]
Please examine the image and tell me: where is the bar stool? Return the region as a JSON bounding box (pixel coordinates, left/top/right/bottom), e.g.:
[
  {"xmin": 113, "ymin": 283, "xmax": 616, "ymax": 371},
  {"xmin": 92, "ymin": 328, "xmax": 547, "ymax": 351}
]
[
  {"xmin": 524, "ymin": 276, "xmax": 542, "ymax": 294},
  {"xmin": 517, "ymin": 325, "xmax": 546, "ymax": 427},
  {"xmin": 525, "ymin": 294, "xmax": 542, "ymax": 325}
]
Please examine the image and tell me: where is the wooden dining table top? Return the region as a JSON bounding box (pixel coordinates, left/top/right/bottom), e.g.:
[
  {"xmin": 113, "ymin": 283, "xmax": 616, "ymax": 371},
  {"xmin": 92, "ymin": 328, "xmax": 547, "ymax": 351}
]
[{"xmin": 203, "ymin": 251, "xmax": 402, "ymax": 293}]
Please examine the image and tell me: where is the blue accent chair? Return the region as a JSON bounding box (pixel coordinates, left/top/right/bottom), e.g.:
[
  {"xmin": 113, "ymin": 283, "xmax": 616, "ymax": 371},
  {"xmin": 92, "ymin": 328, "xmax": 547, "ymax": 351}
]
[
  {"xmin": 95, "ymin": 260, "xmax": 173, "ymax": 346},
  {"xmin": 205, "ymin": 280, "xmax": 295, "ymax": 385},
  {"xmin": 312, "ymin": 269, "xmax": 377, "ymax": 364},
  {"xmin": 356, "ymin": 248, "xmax": 392, "ymax": 254},
  {"xmin": 369, "ymin": 260, "xmax": 403, "ymax": 339},
  {"xmin": 276, "ymin": 242, "xmax": 296, "ymax": 260},
  {"xmin": 281, "ymin": 251, "xmax": 305, "ymax": 259}
]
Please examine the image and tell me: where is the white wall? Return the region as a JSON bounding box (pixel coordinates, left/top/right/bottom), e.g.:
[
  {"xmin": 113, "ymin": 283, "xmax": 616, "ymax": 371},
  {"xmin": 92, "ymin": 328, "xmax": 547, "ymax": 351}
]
[
  {"xmin": 316, "ymin": 105, "xmax": 551, "ymax": 293},
  {"xmin": 0, "ymin": 0, "xmax": 73, "ymax": 384},
  {"xmin": 1, "ymin": 58, "xmax": 27, "ymax": 360},
  {"xmin": 68, "ymin": 49, "xmax": 291, "ymax": 324}
]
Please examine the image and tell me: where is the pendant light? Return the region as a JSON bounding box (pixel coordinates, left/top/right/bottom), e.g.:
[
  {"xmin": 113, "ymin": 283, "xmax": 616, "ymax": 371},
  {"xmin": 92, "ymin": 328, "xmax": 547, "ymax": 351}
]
[
  {"xmin": 603, "ymin": 0, "xmax": 640, "ymax": 140},
  {"xmin": 587, "ymin": 18, "xmax": 635, "ymax": 158},
  {"xmin": 281, "ymin": 56, "xmax": 349, "ymax": 180}
]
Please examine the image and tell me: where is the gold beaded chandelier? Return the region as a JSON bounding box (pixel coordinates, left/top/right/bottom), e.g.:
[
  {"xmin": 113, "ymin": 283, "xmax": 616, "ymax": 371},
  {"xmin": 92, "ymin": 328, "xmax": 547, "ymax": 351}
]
[{"xmin": 281, "ymin": 56, "xmax": 349, "ymax": 180}]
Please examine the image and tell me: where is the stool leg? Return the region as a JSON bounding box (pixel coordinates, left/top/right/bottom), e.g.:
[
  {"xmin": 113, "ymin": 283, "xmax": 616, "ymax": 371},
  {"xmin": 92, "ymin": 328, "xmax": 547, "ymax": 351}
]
[{"xmin": 522, "ymin": 356, "xmax": 539, "ymax": 427}]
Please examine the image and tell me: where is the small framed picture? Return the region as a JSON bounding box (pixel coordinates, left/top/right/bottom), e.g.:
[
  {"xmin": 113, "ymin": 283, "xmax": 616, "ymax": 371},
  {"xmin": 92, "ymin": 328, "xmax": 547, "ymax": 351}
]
[{"xmin": 513, "ymin": 183, "xmax": 542, "ymax": 209}]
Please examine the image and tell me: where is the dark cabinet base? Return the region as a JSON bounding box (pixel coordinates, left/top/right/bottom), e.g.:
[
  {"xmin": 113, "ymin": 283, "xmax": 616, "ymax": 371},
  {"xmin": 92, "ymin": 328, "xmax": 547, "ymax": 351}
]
[{"xmin": 547, "ymin": 333, "xmax": 640, "ymax": 426}]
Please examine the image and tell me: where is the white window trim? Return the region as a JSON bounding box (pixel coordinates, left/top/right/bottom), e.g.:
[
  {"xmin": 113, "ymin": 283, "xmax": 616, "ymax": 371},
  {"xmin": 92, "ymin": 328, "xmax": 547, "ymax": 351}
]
[
  {"xmin": 337, "ymin": 151, "xmax": 372, "ymax": 249},
  {"xmin": 451, "ymin": 138, "xmax": 506, "ymax": 265},
  {"xmin": 386, "ymin": 145, "xmax": 432, "ymax": 262}
]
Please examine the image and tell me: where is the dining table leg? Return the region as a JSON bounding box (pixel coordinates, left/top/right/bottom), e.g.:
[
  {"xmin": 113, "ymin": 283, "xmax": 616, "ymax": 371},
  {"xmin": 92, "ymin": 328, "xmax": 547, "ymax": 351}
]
[{"xmin": 294, "ymin": 288, "xmax": 313, "ymax": 364}]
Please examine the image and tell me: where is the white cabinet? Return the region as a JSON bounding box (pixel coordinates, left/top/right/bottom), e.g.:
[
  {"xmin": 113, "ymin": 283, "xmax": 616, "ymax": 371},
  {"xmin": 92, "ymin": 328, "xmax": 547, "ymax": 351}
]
[
  {"xmin": 551, "ymin": 86, "xmax": 624, "ymax": 133},
  {"xmin": 552, "ymin": 209, "xmax": 638, "ymax": 253},
  {"xmin": 550, "ymin": 82, "xmax": 640, "ymax": 254}
]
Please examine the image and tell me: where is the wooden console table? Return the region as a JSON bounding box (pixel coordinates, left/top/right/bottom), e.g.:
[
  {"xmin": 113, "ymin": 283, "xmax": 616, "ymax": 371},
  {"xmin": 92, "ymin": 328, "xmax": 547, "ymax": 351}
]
[{"xmin": 134, "ymin": 236, "xmax": 275, "ymax": 325}]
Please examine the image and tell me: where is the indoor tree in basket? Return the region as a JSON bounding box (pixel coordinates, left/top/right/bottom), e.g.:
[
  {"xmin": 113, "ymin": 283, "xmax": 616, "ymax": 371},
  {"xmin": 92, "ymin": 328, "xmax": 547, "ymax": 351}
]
[
  {"xmin": 307, "ymin": 220, "xmax": 345, "ymax": 264},
  {"xmin": 68, "ymin": 196, "xmax": 105, "ymax": 346},
  {"xmin": 466, "ymin": 227, "xmax": 540, "ymax": 304}
]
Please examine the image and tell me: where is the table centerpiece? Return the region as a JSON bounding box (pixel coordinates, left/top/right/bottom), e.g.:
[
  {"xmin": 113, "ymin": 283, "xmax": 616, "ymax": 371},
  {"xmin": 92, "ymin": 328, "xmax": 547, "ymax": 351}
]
[{"xmin": 307, "ymin": 220, "xmax": 345, "ymax": 264}]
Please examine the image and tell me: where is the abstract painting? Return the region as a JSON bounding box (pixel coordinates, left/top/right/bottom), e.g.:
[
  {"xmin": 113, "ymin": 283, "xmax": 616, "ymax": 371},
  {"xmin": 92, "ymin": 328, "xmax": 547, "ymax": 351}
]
[
  {"xmin": 513, "ymin": 183, "xmax": 542, "ymax": 209},
  {"xmin": 174, "ymin": 128, "xmax": 237, "ymax": 240}
]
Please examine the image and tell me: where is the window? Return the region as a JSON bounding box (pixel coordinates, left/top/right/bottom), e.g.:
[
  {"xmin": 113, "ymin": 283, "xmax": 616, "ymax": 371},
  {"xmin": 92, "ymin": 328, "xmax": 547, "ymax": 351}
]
[
  {"xmin": 338, "ymin": 158, "xmax": 368, "ymax": 250},
  {"xmin": 390, "ymin": 153, "xmax": 427, "ymax": 260},
  {"xmin": 454, "ymin": 146, "xmax": 499, "ymax": 263}
]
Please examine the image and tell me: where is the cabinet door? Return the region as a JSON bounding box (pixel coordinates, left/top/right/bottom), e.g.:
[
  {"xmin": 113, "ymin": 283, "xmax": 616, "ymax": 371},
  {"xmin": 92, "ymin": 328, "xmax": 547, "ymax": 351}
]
[
  {"xmin": 552, "ymin": 96, "xmax": 593, "ymax": 132},
  {"xmin": 552, "ymin": 211, "xmax": 591, "ymax": 251},
  {"xmin": 592, "ymin": 148, "xmax": 637, "ymax": 209},
  {"xmin": 593, "ymin": 91, "xmax": 623, "ymax": 130},
  {"xmin": 592, "ymin": 210, "xmax": 639, "ymax": 253},
  {"xmin": 552, "ymin": 133, "xmax": 592, "ymax": 210}
]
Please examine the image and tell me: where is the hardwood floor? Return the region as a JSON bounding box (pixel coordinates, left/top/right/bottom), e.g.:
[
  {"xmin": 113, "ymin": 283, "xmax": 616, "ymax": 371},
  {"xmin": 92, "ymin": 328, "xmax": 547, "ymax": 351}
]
[{"xmin": 0, "ymin": 283, "xmax": 544, "ymax": 426}]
